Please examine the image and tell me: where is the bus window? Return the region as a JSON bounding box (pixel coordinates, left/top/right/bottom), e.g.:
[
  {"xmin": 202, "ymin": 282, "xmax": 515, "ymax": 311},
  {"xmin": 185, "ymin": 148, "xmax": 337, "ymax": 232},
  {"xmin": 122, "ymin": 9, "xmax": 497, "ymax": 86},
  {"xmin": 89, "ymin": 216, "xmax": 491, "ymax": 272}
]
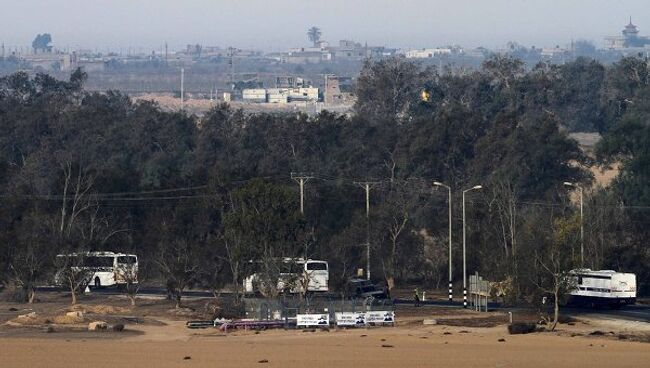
[
  {"xmin": 117, "ymin": 256, "xmax": 137, "ymax": 264},
  {"xmin": 306, "ymin": 262, "xmax": 327, "ymax": 271},
  {"xmin": 86, "ymin": 256, "xmax": 114, "ymax": 268}
]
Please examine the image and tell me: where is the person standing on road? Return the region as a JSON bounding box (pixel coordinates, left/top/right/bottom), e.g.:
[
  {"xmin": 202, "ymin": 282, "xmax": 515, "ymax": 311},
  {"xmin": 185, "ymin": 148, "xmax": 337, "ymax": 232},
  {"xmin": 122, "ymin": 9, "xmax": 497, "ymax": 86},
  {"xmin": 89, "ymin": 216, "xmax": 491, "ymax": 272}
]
[{"xmin": 414, "ymin": 288, "xmax": 421, "ymax": 307}]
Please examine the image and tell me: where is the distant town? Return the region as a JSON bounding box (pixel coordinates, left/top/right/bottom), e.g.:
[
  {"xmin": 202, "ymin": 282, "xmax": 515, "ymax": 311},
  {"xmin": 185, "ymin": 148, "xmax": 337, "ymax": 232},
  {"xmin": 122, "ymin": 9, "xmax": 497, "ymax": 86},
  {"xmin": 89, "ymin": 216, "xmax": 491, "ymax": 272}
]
[{"xmin": 2, "ymin": 19, "xmax": 650, "ymax": 114}]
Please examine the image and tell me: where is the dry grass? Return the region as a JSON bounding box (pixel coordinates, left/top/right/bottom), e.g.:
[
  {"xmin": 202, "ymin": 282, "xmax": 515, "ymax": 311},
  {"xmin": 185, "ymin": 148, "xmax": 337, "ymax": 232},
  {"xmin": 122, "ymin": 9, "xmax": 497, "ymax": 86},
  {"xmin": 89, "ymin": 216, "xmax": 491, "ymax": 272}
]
[{"xmin": 71, "ymin": 304, "xmax": 132, "ymax": 315}]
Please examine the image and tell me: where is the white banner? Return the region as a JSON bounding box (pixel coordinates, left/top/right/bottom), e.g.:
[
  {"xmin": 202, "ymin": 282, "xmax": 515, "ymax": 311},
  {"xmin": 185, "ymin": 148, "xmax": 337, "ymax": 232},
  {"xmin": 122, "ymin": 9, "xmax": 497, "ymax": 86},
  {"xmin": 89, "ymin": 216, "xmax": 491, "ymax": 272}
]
[
  {"xmin": 296, "ymin": 314, "xmax": 330, "ymax": 327},
  {"xmin": 335, "ymin": 312, "xmax": 366, "ymax": 326},
  {"xmin": 365, "ymin": 311, "xmax": 395, "ymax": 324}
]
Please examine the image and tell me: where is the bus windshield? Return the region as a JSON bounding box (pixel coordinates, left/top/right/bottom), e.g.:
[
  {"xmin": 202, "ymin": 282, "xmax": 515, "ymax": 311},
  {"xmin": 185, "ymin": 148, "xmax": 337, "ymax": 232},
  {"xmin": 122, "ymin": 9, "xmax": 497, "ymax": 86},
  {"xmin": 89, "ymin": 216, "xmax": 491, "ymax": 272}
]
[{"xmin": 117, "ymin": 256, "xmax": 137, "ymax": 264}]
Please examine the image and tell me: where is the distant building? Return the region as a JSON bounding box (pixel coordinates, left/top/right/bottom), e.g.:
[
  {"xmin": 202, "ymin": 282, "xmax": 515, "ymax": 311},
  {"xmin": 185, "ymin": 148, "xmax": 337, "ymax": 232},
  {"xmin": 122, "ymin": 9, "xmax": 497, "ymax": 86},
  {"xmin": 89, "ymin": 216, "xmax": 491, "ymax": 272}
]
[
  {"xmin": 282, "ymin": 48, "xmax": 332, "ymax": 64},
  {"xmin": 22, "ymin": 53, "xmax": 72, "ymax": 71},
  {"xmin": 275, "ymin": 76, "xmax": 311, "ymax": 88},
  {"xmin": 324, "ymin": 75, "xmax": 354, "ymax": 105},
  {"xmin": 404, "ymin": 48, "xmax": 453, "ymax": 58},
  {"xmin": 280, "ymin": 40, "xmax": 394, "ymax": 64},
  {"xmin": 540, "ymin": 46, "xmax": 570, "ymax": 58},
  {"xmin": 605, "ymin": 18, "xmax": 650, "ymax": 49},
  {"xmin": 242, "ymin": 87, "xmax": 319, "ymax": 104},
  {"xmin": 242, "ymin": 88, "xmax": 267, "ymax": 103}
]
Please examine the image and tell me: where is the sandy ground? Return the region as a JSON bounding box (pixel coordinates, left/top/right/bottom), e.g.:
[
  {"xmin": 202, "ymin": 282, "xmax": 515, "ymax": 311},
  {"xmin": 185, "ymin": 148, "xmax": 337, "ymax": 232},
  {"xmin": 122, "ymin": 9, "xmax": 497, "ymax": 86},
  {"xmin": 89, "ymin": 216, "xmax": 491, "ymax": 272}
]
[
  {"xmin": 133, "ymin": 93, "xmax": 353, "ymax": 116},
  {"xmin": 1, "ymin": 293, "xmax": 649, "ymax": 368},
  {"xmin": 2, "ymin": 318, "xmax": 649, "ymax": 368}
]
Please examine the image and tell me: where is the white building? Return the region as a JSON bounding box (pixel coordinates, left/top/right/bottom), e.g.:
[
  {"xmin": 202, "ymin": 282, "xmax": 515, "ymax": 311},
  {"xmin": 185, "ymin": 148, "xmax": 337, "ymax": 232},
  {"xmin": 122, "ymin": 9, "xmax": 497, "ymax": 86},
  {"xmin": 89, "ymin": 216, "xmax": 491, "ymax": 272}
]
[
  {"xmin": 242, "ymin": 88, "xmax": 267, "ymax": 102},
  {"xmin": 404, "ymin": 48, "xmax": 452, "ymax": 58},
  {"xmin": 245, "ymin": 87, "xmax": 320, "ymax": 104}
]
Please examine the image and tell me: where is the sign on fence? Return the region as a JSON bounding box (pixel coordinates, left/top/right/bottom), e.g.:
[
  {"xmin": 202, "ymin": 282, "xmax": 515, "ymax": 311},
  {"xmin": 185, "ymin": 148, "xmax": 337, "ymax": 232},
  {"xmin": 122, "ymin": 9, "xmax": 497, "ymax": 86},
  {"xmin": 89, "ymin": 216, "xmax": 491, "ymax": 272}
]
[
  {"xmin": 335, "ymin": 312, "xmax": 366, "ymax": 326},
  {"xmin": 364, "ymin": 311, "xmax": 395, "ymax": 324},
  {"xmin": 296, "ymin": 314, "xmax": 330, "ymax": 327}
]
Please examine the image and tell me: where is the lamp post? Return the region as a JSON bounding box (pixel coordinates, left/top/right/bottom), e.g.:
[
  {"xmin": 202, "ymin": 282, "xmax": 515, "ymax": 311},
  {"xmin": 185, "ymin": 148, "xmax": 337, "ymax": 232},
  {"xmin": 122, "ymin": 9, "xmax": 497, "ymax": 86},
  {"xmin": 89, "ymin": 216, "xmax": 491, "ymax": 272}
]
[
  {"xmin": 564, "ymin": 182, "xmax": 584, "ymax": 267},
  {"xmin": 434, "ymin": 181, "xmax": 453, "ymax": 302},
  {"xmin": 462, "ymin": 185, "xmax": 483, "ymax": 308}
]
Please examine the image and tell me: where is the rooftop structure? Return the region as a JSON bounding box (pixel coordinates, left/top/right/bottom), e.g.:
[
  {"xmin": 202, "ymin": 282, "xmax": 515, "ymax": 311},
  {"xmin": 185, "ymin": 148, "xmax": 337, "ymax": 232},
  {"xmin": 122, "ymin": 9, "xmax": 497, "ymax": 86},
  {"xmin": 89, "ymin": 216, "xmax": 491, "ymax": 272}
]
[
  {"xmin": 623, "ymin": 17, "xmax": 640, "ymax": 39},
  {"xmin": 605, "ymin": 18, "xmax": 650, "ymax": 49}
]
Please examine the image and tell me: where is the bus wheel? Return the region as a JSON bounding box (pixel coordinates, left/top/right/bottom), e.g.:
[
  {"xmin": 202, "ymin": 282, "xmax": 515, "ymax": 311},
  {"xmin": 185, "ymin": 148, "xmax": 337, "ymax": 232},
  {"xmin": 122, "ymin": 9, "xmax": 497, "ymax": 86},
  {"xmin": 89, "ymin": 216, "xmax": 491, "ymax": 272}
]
[{"xmin": 94, "ymin": 277, "xmax": 101, "ymax": 289}]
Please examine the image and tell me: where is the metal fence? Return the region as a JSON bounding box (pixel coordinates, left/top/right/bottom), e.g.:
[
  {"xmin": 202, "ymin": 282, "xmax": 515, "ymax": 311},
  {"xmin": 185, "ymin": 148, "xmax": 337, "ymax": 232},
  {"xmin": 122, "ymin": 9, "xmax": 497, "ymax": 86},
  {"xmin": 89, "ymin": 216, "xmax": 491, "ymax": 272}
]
[{"xmin": 243, "ymin": 294, "xmax": 394, "ymax": 321}]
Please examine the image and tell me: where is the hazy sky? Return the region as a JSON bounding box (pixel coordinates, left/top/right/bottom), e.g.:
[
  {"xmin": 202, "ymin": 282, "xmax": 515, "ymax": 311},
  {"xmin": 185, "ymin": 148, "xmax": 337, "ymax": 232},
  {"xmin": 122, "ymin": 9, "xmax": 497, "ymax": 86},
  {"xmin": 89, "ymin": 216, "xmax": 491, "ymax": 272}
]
[{"xmin": 1, "ymin": 0, "xmax": 648, "ymax": 51}]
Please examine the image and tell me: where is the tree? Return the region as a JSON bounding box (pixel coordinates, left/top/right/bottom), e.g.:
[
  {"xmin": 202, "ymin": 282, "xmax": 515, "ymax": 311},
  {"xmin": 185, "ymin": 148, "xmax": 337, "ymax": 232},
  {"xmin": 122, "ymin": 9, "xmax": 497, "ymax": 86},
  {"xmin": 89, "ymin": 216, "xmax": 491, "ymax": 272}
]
[
  {"xmin": 54, "ymin": 253, "xmax": 96, "ymax": 305},
  {"xmin": 307, "ymin": 27, "xmax": 322, "ymax": 47},
  {"xmin": 374, "ymin": 182, "xmax": 422, "ymax": 290},
  {"xmin": 574, "ymin": 40, "xmax": 596, "ymax": 56},
  {"xmin": 7, "ymin": 211, "xmax": 53, "ymax": 303},
  {"xmin": 2, "ymin": 58, "xmax": 649, "ymax": 304},
  {"xmin": 223, "ymin": 179, "xmax": 305, "ymax": 297},
  {"xmin": 32, "ymin": 34, "xmax": 53, "ymax": 53},
  {"xmin": 354, "ymin": 57, "xmax": 429, "ymax": 123},
  {"xmin": 117, "ymin": 262, "xmax": 140, "ymax": 306},
  {"xmin": 155, "ymin": 238, "xmax": 202, "ymax": 309},
  {"xmin": 530, "ymin": 215, "xmax": 580, "ymax": 331}
]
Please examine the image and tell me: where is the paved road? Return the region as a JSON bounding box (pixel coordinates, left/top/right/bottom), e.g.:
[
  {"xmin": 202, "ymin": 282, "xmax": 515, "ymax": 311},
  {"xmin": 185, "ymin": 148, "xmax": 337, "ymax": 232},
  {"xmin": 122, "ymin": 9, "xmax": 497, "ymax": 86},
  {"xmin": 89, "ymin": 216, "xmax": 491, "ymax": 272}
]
[
  {"xmin": 563, "ymin": 305, "xmax": 650, "ymax": 323},
  {"xmin": 393, "ymin": 298, "xmax": 650, "ymax": 323}
]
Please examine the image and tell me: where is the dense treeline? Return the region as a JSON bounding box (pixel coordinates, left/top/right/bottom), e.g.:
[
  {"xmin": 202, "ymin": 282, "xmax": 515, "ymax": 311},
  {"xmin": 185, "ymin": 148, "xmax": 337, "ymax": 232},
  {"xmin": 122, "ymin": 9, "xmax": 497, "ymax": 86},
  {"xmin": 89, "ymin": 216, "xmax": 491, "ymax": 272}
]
[{"xmin": 1, "ymin": 55, "xmax": 649, "ymax": 307}]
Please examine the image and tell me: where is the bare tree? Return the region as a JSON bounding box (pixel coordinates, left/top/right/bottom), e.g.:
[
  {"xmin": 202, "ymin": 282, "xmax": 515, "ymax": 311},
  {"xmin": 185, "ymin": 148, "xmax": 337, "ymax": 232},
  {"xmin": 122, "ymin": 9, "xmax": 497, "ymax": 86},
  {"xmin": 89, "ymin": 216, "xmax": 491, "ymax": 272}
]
[
  {"xmin": 223, "ymin": 228, "xmax": 247, "ymax": 300},
  {"xmin": 377, "ymin": 184, "xmax": 416, "ymax": 291},
  {"xmin": 116, "ymin": 261, "xmax": 140, "ymax": 306},
  {"xmin": 53, "ymin": 156, "xmax": 127, "ymax": 305},
  {"xmin": 155, "ymin": 238, "xmax": 201, "ymax": 309},
  {"xmin": 533, "ymin": 215, "xmax": 580, "ymax": 331},
  {"xmin": 254, "ymin": 254, "xmax": 283, "ymax": 299},
  {"xmin": 58, "ymin": 159, "xmax": 96, "ymax": 239},
  {"xmin": 54, "ymin": 253, "xmax": 96, "ymax": 305},
  {"xmin": 9, "ymin": 244, "xmax": 46, "ymax": 303},
  {"xmin": 488, "ymin": 179, "xmax": 518, "ymax": 259},
  {"xmin": 8, "ymin": 211, "xmax": 54, "ymax": 303},
  {"xmin": 419, "ymin": 229, "xmax": 447, "ymax": 289},
  {"xmin": 584, "ymin": 188, "xmax": 624, "ymax": 269}
]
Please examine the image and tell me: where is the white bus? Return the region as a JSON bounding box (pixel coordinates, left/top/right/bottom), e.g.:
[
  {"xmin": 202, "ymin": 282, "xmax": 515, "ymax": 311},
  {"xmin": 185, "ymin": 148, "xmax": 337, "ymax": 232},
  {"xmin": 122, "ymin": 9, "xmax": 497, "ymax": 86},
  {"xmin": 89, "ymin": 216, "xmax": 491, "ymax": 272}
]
[
  {"xmin": 55, "ymin": 251, "xmax": 139, "ymax": 288},
  {"xmin": 568, "ymin": 269, "xmax": 636, "ymax": 307},
  {"xmin": 243, "ymin": 258, "xmax": 329, "ymax": 294}
]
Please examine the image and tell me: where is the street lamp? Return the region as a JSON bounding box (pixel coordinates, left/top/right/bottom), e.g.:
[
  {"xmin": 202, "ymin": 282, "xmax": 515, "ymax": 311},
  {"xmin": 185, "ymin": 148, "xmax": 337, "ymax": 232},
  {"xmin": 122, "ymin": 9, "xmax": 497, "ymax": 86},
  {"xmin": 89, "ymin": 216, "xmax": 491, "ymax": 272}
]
[
  {"xmin": 563, "ymin": 182, "xmax": 584, "ymax": 267},
  {"xmin": 462, "ymin": 185, "xmax": 483, "ymax": 308},
  {"xmin": 433, "ymin": 181, "xmax": 453, "ymax": 302}
]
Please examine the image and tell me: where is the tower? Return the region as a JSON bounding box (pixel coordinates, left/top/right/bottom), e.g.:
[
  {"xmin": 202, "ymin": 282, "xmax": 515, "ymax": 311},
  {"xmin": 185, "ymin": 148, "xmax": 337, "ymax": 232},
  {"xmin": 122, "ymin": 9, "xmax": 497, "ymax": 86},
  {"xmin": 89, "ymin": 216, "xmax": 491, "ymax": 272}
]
[{"xmin": 623, "ymin": 17, "xmax": 640, "ymax": 39}]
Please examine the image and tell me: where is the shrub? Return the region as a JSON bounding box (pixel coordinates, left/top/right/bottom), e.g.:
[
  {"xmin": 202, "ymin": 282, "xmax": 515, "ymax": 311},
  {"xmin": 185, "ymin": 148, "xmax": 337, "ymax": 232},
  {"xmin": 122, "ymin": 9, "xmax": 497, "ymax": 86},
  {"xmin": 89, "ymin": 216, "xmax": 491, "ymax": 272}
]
[{"xmin": 508, "ymin": 322, "xmax": 537, "ymax": 334}]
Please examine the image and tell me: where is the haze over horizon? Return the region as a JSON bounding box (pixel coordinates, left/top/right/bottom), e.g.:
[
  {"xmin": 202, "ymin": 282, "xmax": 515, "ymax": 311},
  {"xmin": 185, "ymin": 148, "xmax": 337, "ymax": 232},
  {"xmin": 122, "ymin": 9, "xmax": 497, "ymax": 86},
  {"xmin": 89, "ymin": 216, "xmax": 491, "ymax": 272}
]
[{"xmin": 1, "ymin": 0, "xmax": 649, "ymax": 51}]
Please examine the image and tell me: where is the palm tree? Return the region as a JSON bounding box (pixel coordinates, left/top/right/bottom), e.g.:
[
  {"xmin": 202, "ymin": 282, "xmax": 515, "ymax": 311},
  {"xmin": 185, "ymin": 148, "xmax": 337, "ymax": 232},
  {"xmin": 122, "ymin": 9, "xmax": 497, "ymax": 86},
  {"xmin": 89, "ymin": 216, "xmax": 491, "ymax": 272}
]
[{"xmin": 307, "ymin": 27, "xmax": 322, "ymax": 47}]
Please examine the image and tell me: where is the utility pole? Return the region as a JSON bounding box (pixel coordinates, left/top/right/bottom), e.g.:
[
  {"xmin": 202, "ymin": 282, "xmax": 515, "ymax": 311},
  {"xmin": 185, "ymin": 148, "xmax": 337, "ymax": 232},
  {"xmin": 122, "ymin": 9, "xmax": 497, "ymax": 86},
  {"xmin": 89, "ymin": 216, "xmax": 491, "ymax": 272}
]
[
  {"xmin": 434, "ymin": 181, "xmax": 453, "ymax": 302},
  {"xmin": 180, "ymin": 67, "xmax": 185, "ymax": 110},
  {"xmin": 228, "ymin": 47, "xmax": 237, "ymax": 90},
  {"xmin": 462, "ymin": 185, "xmax": 483, "ymax": 309},
  {"xmin": 354, "ymin": 181, "xmax": 380, "ymax": 280},
  {"xmin": 291, "ymin": 172, "xmax": 313, "ymax": 215}
]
